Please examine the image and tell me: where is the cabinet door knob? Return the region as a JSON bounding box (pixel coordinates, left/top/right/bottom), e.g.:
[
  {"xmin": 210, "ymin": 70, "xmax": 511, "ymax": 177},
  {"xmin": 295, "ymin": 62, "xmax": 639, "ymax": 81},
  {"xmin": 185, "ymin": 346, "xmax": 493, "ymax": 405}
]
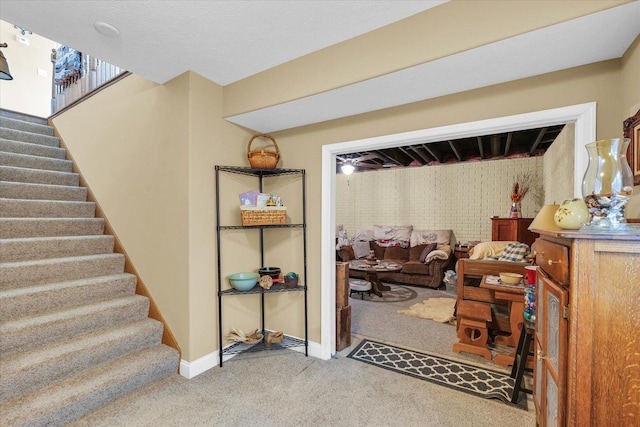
[
  {"xmin": 537, "ymin": 350, "xmax": 546, "ymax": 360},
  {"xmin": 548, "ymin": 259, "xmax": 561, "ymax": 265}
]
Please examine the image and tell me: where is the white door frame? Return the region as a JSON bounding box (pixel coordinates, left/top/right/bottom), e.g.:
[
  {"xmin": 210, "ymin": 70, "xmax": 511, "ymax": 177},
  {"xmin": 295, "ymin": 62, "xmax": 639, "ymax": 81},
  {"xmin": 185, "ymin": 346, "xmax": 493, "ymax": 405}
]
[{"xmin": 318, "ymin": 102, "xmax": 596, "ymax": 359}]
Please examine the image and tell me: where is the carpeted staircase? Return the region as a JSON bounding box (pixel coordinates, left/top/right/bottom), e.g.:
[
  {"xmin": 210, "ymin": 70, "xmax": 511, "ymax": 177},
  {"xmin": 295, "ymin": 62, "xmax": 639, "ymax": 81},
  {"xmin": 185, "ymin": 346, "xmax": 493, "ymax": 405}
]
[{"xmin": 0, "ymin": 109, "xmax": 180, "ymax": 426}]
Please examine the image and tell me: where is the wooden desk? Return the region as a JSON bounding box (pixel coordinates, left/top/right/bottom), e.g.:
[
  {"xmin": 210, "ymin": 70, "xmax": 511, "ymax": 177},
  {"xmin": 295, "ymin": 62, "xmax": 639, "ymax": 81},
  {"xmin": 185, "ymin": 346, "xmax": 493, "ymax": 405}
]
[{"xmin": 479, "ymin": 275, "xmax": 525, "ymax": 367}]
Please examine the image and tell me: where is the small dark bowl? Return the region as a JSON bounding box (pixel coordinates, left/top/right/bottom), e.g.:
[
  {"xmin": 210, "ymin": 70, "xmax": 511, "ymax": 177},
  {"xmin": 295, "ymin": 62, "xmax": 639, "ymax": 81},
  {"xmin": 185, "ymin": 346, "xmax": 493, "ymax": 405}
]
[{"xmin": 258, "ymin": 267, "xmax": 281, "ymax": 279}]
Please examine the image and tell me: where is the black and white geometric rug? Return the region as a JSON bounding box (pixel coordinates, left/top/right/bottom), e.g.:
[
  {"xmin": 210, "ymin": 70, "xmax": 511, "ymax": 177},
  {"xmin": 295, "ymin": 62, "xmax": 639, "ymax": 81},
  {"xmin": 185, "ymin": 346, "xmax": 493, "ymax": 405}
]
[{"xmin": 347, "ymin": 340, "xmax": 527, "ymax": 409}]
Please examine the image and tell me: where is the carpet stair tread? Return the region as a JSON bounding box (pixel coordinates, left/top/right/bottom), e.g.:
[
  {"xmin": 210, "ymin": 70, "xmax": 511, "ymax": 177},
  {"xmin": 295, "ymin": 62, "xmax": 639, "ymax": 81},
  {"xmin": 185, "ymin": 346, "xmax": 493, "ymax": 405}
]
[
  {"xmin": 0, "ymin": 217, "xmax": 104, "ymax": 238},
  {"xmin": 0, "ymin": 253, "xmax": 125, "ymax": 289},
  {"xmin": 0, "ymin": 165, "xmax": 79, "ymax": 186},
  {"xmin": 0, "ymin": 127, "xmax": 60, "ymax": 147},
  {"xmin": 0, "ymin": 138, "xmax": 66, "ymax": 159},
  {"xmin": 0, "ymin": 197, "xmax": 96, "ymax": 218},
  {"xmin": 0, "ymin": 318, "xmax": 164, "ymax": 403},
  {"xmin": 0, "ymin": 273, "xmax": 136, "ymax": 322},
  {"xmin": 0, "ymin": 344, "xmax": 179, "ymax": 427},
  {"xmin": 0, "ymin": 151, "xmax": 71, "ymax": 173},
  {"xmin": 0, "ymin": 180, "xmax": 87, "ymax": 202},
  {"xmin": 0, "ymin": 295, "xmax": 151, "ymax": 357},
  {"xmin": 0, "ymin": 234, "xmax": 115, "ymax": 263},
  {"xmin": 0, "ymin": 116, "xmax": 54, "ymax": 136},
  {"xmin": 0, "ymin": 110, "xmax": 48, "ymax": 125}
]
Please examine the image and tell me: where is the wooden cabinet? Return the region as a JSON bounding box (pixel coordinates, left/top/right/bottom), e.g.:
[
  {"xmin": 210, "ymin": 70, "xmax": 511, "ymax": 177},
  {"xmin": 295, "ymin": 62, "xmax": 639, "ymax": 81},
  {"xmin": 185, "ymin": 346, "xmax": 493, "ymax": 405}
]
[
  {"xmin": 531, "ymin": 230, "xmax": 640, "ymax": 426},
  {"xmin": 491, "ymin": 217, "xmax": 537, "ymax": 247}
]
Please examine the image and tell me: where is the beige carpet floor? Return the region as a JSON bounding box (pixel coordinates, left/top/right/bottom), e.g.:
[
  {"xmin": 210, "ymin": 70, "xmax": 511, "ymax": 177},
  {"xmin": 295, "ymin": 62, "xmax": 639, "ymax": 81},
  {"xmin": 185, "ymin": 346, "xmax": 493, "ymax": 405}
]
[{"xmin": 70, "ymin": 284, "xmax": 535, "ymax": 426}]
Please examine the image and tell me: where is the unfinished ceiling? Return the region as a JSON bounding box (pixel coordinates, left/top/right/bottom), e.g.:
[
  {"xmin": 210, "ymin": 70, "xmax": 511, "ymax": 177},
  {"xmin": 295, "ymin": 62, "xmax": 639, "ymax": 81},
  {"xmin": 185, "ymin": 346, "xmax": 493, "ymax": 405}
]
[{"xmin": 336, "ymin": 125, "xmax": 565, "ymax": 173}]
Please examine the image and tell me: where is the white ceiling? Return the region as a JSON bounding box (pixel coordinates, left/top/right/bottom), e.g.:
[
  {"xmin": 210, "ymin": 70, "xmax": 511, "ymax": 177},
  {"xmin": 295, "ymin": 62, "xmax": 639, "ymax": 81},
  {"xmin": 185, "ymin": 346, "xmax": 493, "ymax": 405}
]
[{"xmin": 1, "ymin": 1, "xmax": 639, "ymax": 132}]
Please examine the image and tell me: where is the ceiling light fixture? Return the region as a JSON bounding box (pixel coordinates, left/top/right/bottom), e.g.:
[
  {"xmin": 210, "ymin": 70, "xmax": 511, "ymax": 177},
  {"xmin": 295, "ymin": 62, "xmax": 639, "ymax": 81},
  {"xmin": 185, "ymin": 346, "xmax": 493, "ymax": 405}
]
[
  {"xmin": 94, "ymin": 22, "xmax": 121, "ymax": 38},
  {"xmin": 0, "ymin": 43, "xmax": 13, "ymax": 80},
  {"xmin": 341, "ymin": 161, "xmax": 355, "ymax": 175}
]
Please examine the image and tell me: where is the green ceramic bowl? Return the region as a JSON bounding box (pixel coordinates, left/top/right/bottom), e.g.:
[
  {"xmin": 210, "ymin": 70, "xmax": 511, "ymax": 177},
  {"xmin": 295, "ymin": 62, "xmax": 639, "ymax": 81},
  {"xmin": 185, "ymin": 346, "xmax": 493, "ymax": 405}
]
[{"xmin": 228, "ymin": 272, "xmax": 259, "ymax": 291}]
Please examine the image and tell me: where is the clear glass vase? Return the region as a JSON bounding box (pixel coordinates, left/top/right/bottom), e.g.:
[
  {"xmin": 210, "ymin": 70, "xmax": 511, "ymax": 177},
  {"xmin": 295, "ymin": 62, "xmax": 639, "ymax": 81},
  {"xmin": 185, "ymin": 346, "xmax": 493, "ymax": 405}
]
[
  {"xmin": 581, "ymin": 138, "xmax": 634, "ymax": 232},
  {"xmin": 509, "ymin": 201, "xmax": 522, "ymax": 218}
]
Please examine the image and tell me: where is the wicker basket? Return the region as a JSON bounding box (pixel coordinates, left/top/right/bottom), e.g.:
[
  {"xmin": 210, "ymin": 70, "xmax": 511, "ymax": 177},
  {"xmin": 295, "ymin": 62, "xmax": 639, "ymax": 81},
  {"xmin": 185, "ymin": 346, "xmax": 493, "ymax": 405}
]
[
  {"xmin": 247, "ymin": 134, "xmax": 280, "ymax": 169},
  {"xmin": 240, "ymin": 206, "xmax": 286, "ymax": 226}
]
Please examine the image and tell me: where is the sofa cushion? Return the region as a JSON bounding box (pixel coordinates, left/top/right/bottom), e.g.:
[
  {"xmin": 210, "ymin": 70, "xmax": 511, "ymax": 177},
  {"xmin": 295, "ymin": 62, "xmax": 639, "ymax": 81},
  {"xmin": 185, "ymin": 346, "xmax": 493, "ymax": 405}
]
[
  {"xmin": 338, "ymin": 245, "xmax": 355, "ymax": 262},
  {"xmin": 402, "ymin": 261, "xmax": 430, "ymax": 275},
  {"xmin": 384, "ymin": 245, "xmax": 410, "ymax": 262},
  {"xmin": 370, "ymin": 241, "xmax": 386, "ymax": 260},
  {"xmin": 409, "ymin": 244, "xmax": 427, "ymax": 262}
]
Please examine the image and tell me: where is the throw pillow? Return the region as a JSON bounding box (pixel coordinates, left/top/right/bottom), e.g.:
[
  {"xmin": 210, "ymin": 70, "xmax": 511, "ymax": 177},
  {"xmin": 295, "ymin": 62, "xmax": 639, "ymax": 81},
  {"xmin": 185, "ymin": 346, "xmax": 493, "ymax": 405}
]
[
  {"xmin": 352, "ymin": 241, "xmax": 371, "ymax": 259},
  {"xmin": 410, "ymin": 229, "xmax": 451, "ymax": 247},
  {"xmin": 497, "ymin": 242, "xmax": 531, "ymax": 262},
  {"xmin": 354, "ymin": 229, "xmax": 374, "ymax": 242},
  {"xmin": 419, "ymin": 243, "xmax": 437, "ymax": 263},
  {"xmin": 373, "ymin": 225, "xmax": 413, "ymax": 241}
]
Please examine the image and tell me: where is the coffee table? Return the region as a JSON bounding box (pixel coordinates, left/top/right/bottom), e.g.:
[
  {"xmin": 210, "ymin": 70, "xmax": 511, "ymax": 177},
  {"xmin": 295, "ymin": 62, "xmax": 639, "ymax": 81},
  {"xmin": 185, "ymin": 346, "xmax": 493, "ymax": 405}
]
[{"xmin": 348, "ymin": 260, "xmax": 402, "ymax": 297}]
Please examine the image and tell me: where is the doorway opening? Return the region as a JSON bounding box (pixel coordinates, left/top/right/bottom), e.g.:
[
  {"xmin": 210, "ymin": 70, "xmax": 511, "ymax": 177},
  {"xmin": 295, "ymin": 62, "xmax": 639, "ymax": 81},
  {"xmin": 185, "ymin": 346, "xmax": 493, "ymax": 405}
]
[{"xmin": 318, "ymin": 102, "xmax": 596, "ymax": 360}]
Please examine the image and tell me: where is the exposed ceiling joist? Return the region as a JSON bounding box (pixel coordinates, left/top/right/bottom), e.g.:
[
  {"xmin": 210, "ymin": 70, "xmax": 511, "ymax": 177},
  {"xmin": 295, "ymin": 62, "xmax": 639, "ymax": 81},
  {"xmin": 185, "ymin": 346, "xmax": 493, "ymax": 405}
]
[{"xmin": 529, "ymin": 128, "xmax": 547, "ymax": 154}]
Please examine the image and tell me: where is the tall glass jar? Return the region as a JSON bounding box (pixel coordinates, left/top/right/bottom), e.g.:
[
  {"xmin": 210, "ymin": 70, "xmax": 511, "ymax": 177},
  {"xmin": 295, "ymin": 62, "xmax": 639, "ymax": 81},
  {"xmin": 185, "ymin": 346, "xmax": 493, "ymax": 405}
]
[{"xmin": 581, "ymin": 138, "xmax": 634, "ymax": 231}]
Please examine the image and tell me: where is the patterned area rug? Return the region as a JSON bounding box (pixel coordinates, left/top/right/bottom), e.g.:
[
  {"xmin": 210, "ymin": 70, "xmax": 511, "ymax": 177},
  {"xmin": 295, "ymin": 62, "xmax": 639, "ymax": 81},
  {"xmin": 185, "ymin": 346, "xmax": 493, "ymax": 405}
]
[
  {"xmin": 347, "ymin": 340, "xmax": 527, "ymax": 409},
  {"xmin": 349, "ymin": 283, "xmax": 418, "ymax": 303}
]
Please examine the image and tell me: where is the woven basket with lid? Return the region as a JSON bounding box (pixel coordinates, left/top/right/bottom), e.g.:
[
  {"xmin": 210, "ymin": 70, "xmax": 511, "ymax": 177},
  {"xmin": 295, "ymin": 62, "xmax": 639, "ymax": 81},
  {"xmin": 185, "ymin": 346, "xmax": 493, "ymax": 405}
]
[{"xmin": 247, "ymin": 134, "xmax": 280, "ymax": 169}]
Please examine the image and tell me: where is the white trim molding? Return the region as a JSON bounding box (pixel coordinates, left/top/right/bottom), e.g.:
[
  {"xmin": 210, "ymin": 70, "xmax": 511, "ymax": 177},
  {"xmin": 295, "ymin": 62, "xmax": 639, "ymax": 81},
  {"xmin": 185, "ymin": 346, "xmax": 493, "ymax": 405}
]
[
  {"xmin": 179, "ymin": 340, "xmax": 324, "ymax": 378},
  {"xmin": 320, "ymin": 102, "xmax": 597, "ymax": 359}
]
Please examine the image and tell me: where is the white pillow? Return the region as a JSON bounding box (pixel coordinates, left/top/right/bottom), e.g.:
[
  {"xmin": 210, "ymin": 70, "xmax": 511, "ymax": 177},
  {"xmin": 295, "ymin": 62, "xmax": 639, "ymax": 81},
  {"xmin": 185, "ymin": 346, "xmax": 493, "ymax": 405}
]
[
  {"xmin": 410, "ymin": 230, "xmax": 451, "ymax": 247},
  {"xmin": 373, "ymin": 225, "xmax": 413, "ymax": 241},
  {"xmin": 354, "ymin": 229, "xmax": 374, "ymax": 242},
  {"xmin": 352, "ymin": 241, "xmax": 372, "ymax": 259}
]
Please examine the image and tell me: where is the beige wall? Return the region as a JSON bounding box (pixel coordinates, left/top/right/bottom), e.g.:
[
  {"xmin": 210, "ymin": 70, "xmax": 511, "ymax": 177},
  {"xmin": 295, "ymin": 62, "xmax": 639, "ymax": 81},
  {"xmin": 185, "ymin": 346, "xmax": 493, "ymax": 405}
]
[
  {"xmin": 0, "ymin": 19, "xmax": 56, "ymax": 117},
  {"xmin": 544, "ymin": 123, "xmax": 576, "ymax": 205},
  {"xmin": 223, "ymin": 1, "xmax": 629, "ymax": 117},
  {"xmin": 52, "ymin": 72, "xmax": 255, "ymax": 361},
  {"xmin": 336, "ymin": 156, "xmax": 544, "ymax": 244}
]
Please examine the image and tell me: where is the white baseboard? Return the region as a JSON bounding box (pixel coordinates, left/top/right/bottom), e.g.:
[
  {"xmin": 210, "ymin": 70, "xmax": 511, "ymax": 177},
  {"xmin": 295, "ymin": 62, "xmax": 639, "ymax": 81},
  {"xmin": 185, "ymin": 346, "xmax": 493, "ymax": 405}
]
[{"xmin": 179, "ymin": 339, "xmax": 326, "ymax": 379}]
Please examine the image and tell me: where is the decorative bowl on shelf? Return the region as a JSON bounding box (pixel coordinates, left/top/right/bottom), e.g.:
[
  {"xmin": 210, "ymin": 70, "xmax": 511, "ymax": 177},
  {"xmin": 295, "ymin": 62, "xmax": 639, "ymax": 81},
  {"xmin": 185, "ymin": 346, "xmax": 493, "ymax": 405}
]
[
  {"xmin": 228, "ymin": 272, "xmax": 259, "ymax": 291},
  {"xmin": 258, "ymin": 267, "xmax": 281, "ymax": 279},
  {"xmin": 499, "ymin": 272, "xmax": 524, "ymax": 285}
]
